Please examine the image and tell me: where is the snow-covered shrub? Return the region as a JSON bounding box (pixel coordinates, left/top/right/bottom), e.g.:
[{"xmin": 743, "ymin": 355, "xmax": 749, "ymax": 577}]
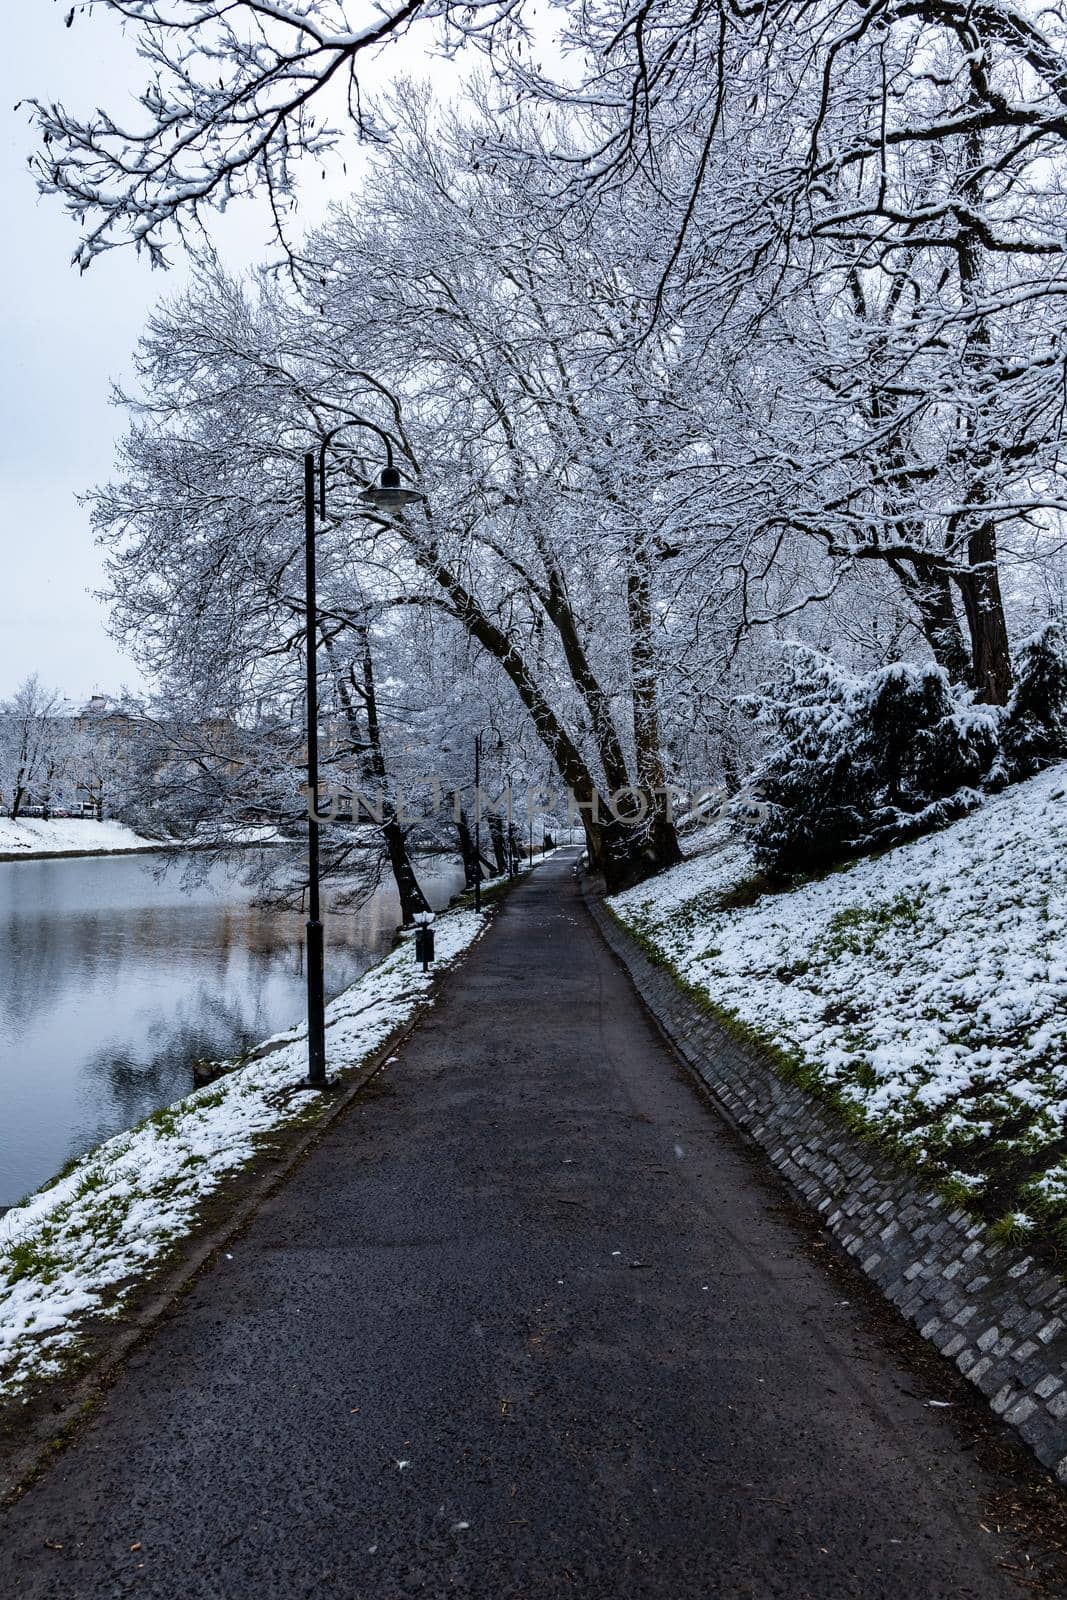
[
  {"xmin": 744, "ymin": 649, "xmax": 1000, "ymax": 874},
  {"xmin": 1001, "ymin": 623, "xmax": 1067, "ymax": 782}
]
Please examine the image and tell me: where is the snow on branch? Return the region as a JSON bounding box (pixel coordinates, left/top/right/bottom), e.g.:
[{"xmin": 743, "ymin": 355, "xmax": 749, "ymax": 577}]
[{"xmin": 25, "ymin": 0, "xmax": 524, "ymax": 270}]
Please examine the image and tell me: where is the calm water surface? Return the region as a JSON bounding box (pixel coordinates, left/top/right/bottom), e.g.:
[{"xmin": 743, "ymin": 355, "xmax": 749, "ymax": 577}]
[{"xmin": 0, "ymin": 851, "xmax": 465, "ymax": 1204}]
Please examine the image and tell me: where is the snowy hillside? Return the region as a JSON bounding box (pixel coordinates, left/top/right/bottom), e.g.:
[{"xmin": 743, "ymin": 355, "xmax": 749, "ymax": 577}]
[
  {"xmin": 0, "ymin": 818, "xmax": 157, "ymax": 857},
  {"xmin": 612, "ymin": 764, "xmax": 1067, "ymax": 1246}
]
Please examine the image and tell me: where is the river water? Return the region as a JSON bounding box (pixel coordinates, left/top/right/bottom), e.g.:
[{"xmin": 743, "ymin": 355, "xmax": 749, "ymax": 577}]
[{"xmin": 0, "ymin": 850, "xmax": 465, "ymax": 1206}]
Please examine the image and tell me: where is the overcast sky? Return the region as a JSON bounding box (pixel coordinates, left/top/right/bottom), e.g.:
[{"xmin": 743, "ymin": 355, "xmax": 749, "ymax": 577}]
[{"xmin": 0, "ymin": 6, "xmax": 465, "ymax": 704}]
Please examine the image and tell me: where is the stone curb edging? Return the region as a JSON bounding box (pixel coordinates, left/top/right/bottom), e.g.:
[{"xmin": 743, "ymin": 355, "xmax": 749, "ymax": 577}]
[{"xmin": 580, "ymin": 876, "xmax": 1067, "ymax": 1486}]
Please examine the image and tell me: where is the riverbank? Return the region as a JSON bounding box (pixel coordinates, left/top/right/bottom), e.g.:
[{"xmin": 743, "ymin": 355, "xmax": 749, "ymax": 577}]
[
  {"xmin": 0, "ymin": 818, "xmax": 290, "ymax": 862},
  {"xmin": 0, "ymin": 852, "xmax": 557, "ymax": 1412},
  {"xmin": 0, "ymin": 818, "xmax": 161, "ymax": 861}
]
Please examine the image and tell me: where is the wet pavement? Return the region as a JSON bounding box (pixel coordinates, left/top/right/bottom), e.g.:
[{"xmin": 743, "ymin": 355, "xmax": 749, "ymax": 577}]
[{"xmin": 0, "ymin": 851, "xmax": 1055, "ymax": 1598}]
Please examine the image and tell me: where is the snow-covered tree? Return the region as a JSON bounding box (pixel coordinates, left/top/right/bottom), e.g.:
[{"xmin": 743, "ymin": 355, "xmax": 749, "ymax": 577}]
[
  {"xmin": 25, "ymin": 0, "xmax": 527, "ymax": 269},
  {"xmin": 744, "ymin": 650, "xmax": 1001, "ymax": 873},
  {"xmin": 33, "ymin": 3, "xmax": 1067, "ymax": 877},
  {"xmin": 1001, "ymin": 624, "xmax": 1067, "ymax": 781},
  {"xmin": 89, "ymin": 93, "xmax": 702, "ymax": 889},
  {"xmin": 0, "ymin": 676, "xmax": 67, "ymax": 819}
]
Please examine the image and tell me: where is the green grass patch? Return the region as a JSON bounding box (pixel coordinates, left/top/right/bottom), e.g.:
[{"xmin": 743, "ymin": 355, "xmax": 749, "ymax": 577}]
[
  {"xmin": 0, "ymin": 1231, "xmax": 63, "ymax": 1287},
  {"xmin": 822, "ymin": 892, "xmax": 925, "ymax": 960}
]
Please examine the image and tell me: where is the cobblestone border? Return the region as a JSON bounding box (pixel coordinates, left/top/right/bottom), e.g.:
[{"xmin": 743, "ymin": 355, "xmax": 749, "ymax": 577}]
[{"xmin": 582, "ymin": 878, "xmax": 1067, "ymax": 1484}]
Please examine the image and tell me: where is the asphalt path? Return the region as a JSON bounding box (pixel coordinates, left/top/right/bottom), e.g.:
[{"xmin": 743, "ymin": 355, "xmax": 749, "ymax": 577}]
[{"xmin": 0, "ymin": 850, "xmax": 1056, "ymax": 1598}]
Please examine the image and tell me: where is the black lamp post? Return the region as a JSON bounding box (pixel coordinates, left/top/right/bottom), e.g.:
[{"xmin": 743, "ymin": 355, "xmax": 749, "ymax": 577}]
[
  {"xmin": 303, "ymin": 450, "xmax": 327, "ymax": 1086},
  {"xmin": 473, "ymin": 731, "xmax": 483, "ymax": 914},
  {"xmin": 302, "ymin": 424, "xmax": 424, "ymax": 1088},
  {"xmin": 497, "ymin": 737, "xmax": 516, "ymax": 877}
]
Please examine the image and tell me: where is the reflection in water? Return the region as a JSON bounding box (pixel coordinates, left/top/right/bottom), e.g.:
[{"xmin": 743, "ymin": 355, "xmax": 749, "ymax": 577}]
[{"xmin": 0, "ymin": 850, "xmax": 465, "ymax": 1204}]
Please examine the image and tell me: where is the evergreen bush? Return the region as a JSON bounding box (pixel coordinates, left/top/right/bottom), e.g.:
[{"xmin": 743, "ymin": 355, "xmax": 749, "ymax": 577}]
[
  {"xmin": 1000, "ymin": 623, "xmax": 1067, "ymax": 782},
  {"xmin": 743, "ymin": 649, "xmax": 1000, "ymax": 874}
]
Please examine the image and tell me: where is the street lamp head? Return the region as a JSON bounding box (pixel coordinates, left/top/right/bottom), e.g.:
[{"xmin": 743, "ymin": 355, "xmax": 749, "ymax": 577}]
[{"xmin": 359, "ymin": 465, "xmax": 425, "ymax": 512}]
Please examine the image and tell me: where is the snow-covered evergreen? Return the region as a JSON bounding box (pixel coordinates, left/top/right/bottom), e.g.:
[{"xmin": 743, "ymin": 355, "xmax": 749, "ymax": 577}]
[
  {"xmin": 1002, "ymin": 625, "xmax": 1067, "ymax": 783},
  {"xmin": 744, "ymin": 650, "xmax": 1001, "ymax": 874}
]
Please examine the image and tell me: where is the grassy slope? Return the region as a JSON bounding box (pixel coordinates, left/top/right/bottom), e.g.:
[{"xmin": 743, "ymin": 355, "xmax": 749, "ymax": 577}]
[{"xmin": 611, "ymin": 764, "xmax": 1067, "ymax": 1253}]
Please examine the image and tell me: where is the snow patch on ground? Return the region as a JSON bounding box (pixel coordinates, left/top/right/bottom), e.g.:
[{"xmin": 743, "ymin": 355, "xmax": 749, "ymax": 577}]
[
  {"xmin": 0, "ymin": 908, "xmax": 488, "ymax": 1400},
  {"xmin": 0, "ymin": 818, "xmax": 159, "ymax": 857},
  {"xmin": 612, "ymin": 764, "xmax": 1067, "ymax": 1234}
]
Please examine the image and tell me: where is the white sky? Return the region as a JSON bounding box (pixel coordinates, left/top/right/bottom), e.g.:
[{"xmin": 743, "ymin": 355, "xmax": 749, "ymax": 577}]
[{"xmin": 0, "ymin": 5, "xmax": 470, "ymax": 703}]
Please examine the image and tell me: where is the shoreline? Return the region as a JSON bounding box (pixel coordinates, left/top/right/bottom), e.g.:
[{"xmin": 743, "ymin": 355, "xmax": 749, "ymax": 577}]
[
  {"xmin": 0, "ymin": 837, "xmax": 288, "ymax": 865},
  {"xmin": 1, "ymin": 842, "xmax": 177, "ymax": 864}
]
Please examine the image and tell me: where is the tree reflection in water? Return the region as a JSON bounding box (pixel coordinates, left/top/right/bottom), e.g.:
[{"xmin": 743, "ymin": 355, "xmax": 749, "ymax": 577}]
[{"xmin": 0, "ymin": 851, "xmax": 465, "ymax": 1204}]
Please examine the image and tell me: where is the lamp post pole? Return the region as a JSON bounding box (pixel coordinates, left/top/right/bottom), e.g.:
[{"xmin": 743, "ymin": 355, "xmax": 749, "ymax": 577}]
[
  {"xmin": 300, "ymin": 421, "xmax": 425, "ymax": 1088},
  {"xmin": 304, "ymin": 451, "xmax": 327, "ymax": 1086},
  {"xmin": 474, "ymin": 731, "xmax": 482, "ymax": 913}
]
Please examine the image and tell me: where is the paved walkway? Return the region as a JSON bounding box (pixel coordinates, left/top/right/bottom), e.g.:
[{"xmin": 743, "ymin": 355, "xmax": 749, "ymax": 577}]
[{"xmin": 0, "ymin": 853, "xmax": 1052, "ymax": 1597}]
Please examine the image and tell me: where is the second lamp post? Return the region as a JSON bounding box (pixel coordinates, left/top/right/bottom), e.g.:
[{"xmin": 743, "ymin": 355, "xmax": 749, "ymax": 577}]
[{"xmin": 301, "ymin": 427, "xmax": 424, "ymax": 1088}]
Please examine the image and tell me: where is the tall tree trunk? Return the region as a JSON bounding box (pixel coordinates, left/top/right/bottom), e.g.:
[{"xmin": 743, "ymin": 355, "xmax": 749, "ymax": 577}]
[
  {"xmin": 626, "ymin": 530, "xmax": 683, "ymax": 878},
  {"xmin": 355, "ymin": 629, "xmax": 431, "ymax": 923},
  {"xmin": 455, "ymin": 808, "xmax": 484, "ymax": 891},
  {"xmin": 382, "ymin": 813, "xmax": 431, "ymax": 924},
  {"xmin": 41, "ymin": 759, "xmax": 56, "ymax": 822},
  {"xmin": 487, "ymin": 811, "xmax": 508, "ymax": 876},
  {"xmin": 326, "ymin": 628, "xmax": 431, "ymax": 924},
  {"xmin": 951, "ymin": 128, "xmax": 1014, "ymax": 707},
  {"xmin": 415, "ymin": 539, "xmax": 681, "ymax": 892},
  {"xmin": 954, "ymin": 538, "xmax": 1014, "ymax": 706},
  {"xmin": 543, "ymin": 564, "xmax": 632, "ymax": 797},
  {"xmin": 11, "ymin": 762, "xmax": 27, "ymax": 820},
  {"xmin": 891, "ymin": 556, "xmax": 972, "ymax": 684}
]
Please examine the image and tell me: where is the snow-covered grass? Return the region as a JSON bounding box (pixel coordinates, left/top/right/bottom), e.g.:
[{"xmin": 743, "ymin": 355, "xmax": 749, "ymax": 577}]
[
  {"xmin": 0, "ymin": 818, "xmax": 290, "ymax": 859},
  {"xmin": 0, "ymin": 907, "xmax": 489, "ymax": 1402},
  {"xmin": 0, "ymin": 817, "xmax": 159, "ymax": 858},
  {"xmin": 612, "ymin": 763, "xmax": 1067, "ymax": 1249}
]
